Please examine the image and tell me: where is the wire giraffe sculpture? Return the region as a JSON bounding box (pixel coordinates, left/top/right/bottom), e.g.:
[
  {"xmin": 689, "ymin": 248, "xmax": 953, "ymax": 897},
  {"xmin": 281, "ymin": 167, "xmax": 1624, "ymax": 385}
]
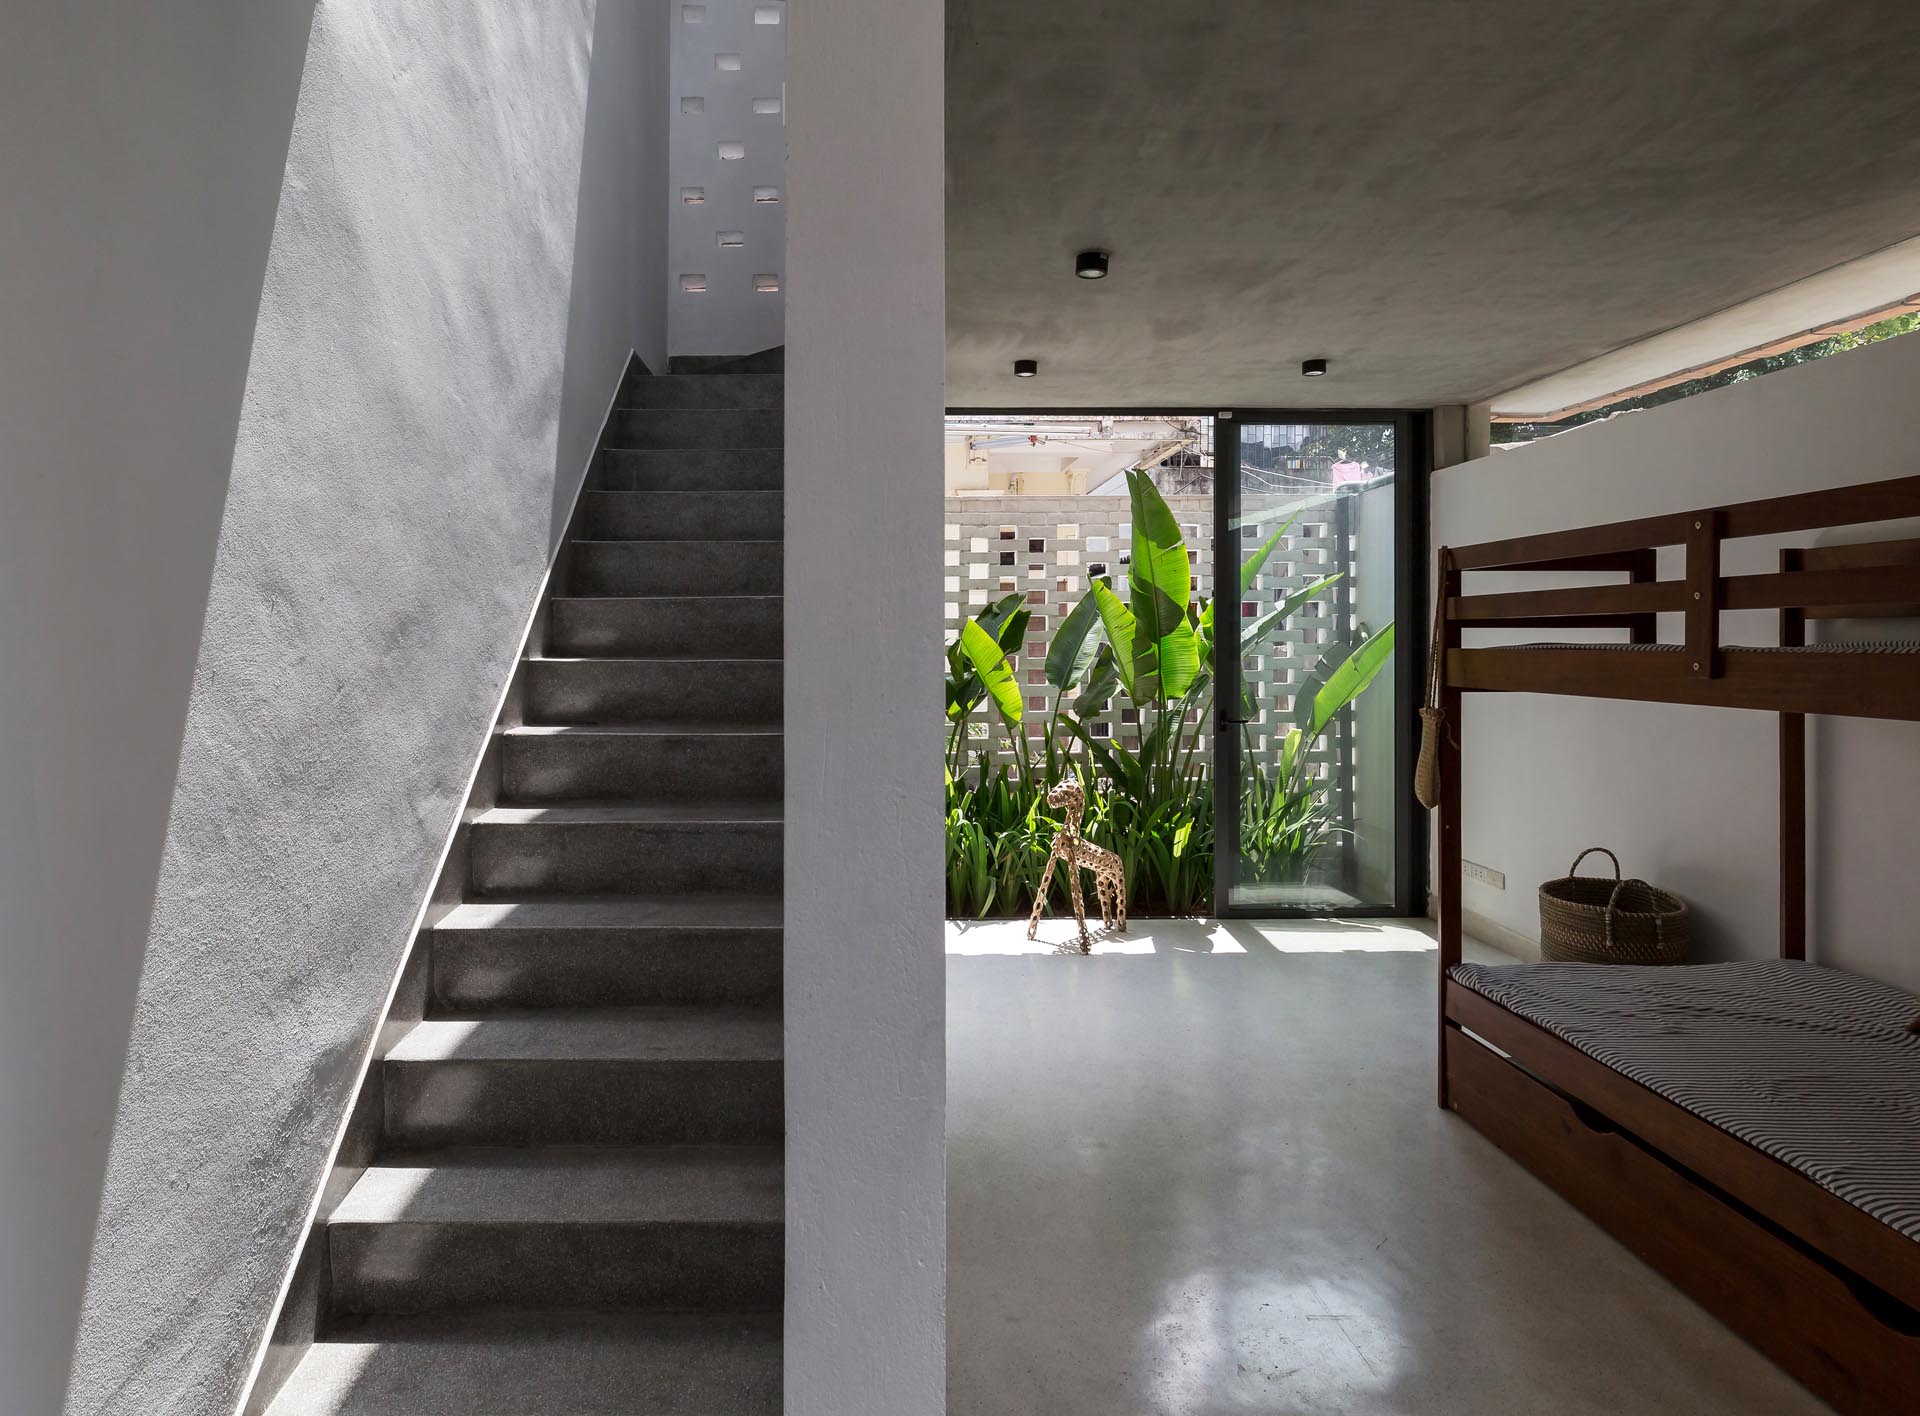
[{"xmin": 1026, "ymin": 778, "xmax": 1127, "ymax": 953}]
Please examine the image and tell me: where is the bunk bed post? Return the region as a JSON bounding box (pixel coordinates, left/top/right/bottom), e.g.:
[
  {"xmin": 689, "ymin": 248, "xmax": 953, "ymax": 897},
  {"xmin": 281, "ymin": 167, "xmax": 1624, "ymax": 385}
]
[
  {"xmin": 1685, "ymin": 511, "xmax": 1723, "ymax": 678},
  {"xmin": 1626, "ymin": 548, "xmax": 1659, "ymax": 644},
  {"xmin": 1779, "ymin": 547, "xmax": 1807, "ymax": 961},
  {"xmin": 1436, "ymin": 550, "xmax": 1462, "ymax": 1108}
]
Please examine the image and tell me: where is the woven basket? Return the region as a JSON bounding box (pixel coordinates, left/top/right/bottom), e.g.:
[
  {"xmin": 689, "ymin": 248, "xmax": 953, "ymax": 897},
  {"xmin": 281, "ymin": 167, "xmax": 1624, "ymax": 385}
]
[{"xmin": 1539, "ymin": 847, "xmax": 1689, "ymax": 965}]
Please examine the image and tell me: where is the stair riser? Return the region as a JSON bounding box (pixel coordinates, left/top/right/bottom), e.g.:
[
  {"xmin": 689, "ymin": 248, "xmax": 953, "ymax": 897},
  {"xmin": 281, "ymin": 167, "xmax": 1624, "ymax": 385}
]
[
  {"xmin": 606, "ymin": 409, "xmax": 782, "ymax": 450},
  {"xmin": 526, "ymin": 660, "xmax": 782, "ymax": 724},
  {"xmin": 549, "ymin": 599, "xmax": 782, "ymax": 659},
  {"xmin": 617, "ymin": 371, "xmax": 783, "ymax": 410},
  {"xmin": 470, "ymin": 821, "xmax": 783, "ymax": 895},
  {"xmin": 329, "ymin": 1221, "xmax": 781, "ymax": 1315},
  {"xmin": 431, "ymin": 929, "xmax": 782, "ymax": 1009},
  {"xmin": 669, "ymin": 349, "xmax": 783, "ymax": 376},
  {"xmin": 583, "ymin": 491, "xmax": 782, "ymax": 541},
  {"xmin": 383, "ymin": 1059, "xmax": 782, "ymax": 1145},
  {"xmin": 502, "ymin": 734, "xmax": 784, "ymax": 803},
  {"xmin": 595, "ymin": 447, "xmax": 784, "ymax": 492},
  {"xmin": 571, "ymin": 542, "xmax": 782, "ymax": 597}
]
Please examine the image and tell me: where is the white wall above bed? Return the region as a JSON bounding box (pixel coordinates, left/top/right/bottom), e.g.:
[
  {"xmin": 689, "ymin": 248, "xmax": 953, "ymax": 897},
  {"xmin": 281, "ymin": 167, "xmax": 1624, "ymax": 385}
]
[{"xmin": 1433, "ymin": 331, "xmax": 1920, "ymax": 995}]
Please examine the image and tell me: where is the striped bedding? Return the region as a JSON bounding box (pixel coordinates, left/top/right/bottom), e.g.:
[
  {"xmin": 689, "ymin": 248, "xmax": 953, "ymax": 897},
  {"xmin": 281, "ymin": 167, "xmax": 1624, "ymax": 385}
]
[
  {"xmin": 1493, "ymin": 641, "xmax": 1920, "ymax": 654},
  {"xmin": 1449, "ymin": 959, "xmax": 1920, "ymax": 1242}
]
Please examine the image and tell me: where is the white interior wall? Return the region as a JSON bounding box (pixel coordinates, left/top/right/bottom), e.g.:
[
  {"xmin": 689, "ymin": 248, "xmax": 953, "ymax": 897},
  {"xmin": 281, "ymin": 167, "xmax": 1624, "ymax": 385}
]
[
  {"xmin": 1433, "ymin": 332, "xmax": 1920, "ymax": 994},
  {"xmin": 0, "ymin": 4, "xmax": 669, "ymax": 1413},
  {"xmin": 669, "ymin": 0, "xmax": 786, "ymax": 356},
  {"xmin": 785, "ymin": 0, "xmax": 946, "ymax": 1410}
]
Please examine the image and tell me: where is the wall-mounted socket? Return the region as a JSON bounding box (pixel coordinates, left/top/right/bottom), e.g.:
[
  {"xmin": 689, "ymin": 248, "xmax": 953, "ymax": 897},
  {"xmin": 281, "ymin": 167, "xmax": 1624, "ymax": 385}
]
[{"xmin": 1462, "ymin": 859, "xmax": 1505, "ymax": 891}]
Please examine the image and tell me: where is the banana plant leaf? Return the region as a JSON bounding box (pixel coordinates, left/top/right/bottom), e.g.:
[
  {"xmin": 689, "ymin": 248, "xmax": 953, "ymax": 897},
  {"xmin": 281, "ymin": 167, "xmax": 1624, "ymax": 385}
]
[
  {"xmin": 1123, "ymin": 471, "xmax": 1201, "ymax": 702},
  {"xmin": 1309, "ymin": 621, "xmax": 1395, "ymax": 742},
  {"xmin": 960, "ymin": 617, "xmax": 1023, "ymax": 725},
  {"xmin": 1241, "ymin": 574, "xmax": 1342, "ymax": 654},
  {"xmin": 1290, "ymin": 622, "xmax": 1396, "ymax": 743},
  {"xmin": 1071, "ymin": 641, "xmax": 1123, "ymax": 719},
  {"xmin": 1237, "ymin": 508, "xmax": 1300, "ymax": 596},
  {"xmin": 1045, "ymin": 587, "xmax": 1104, "ymax": 692}
]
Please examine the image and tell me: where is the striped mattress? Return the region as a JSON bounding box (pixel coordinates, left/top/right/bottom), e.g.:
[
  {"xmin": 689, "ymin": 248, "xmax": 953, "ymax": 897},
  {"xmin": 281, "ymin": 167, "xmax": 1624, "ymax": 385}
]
[
  {"xmin": 1449, "ymin": 959, "xmax": 1920, "ymax": 1243},
  {"xmin": 1494, "ymin": 640, "xmax": 1920, "ymax": 654}
]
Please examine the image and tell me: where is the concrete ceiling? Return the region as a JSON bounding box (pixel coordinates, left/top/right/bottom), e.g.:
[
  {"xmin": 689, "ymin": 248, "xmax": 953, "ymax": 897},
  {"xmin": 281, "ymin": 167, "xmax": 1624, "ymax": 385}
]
[{"xmin": 945, "ymin": 0, "xmax": 1920, "ymax": 410}]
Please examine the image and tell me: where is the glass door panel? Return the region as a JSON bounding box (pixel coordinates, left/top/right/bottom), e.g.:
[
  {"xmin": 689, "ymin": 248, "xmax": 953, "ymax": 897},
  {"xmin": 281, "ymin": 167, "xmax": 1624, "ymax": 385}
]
[{"xmin": 1216, "ymin": 416, "xmax": 1403, "ymax": 913}]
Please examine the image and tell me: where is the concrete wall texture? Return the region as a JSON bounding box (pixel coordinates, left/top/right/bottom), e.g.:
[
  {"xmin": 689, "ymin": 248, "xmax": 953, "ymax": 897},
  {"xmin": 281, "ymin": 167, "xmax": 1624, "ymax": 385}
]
[
  {"xmin": 0, "ymin": 3, "xmax": 669, "ymax": 1412},
  {"xmin": 786, "ymin": 0, "xmax": 947, "ymax": 1410},
  {"xmin": 1434, "ymin": 331, "xmax": 1920, "ymax": 994},
  {"xmin": 669, "ymin": 0, "xmax": 786, "ymax": 356}
]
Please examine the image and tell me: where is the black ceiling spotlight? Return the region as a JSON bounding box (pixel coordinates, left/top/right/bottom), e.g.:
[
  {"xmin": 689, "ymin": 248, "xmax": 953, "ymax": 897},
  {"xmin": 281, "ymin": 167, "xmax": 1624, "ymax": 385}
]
[
  {"xmin": 1075, "ymin": 249, "xmax": 1110, "ymax": 280},
  {"xmin": 1013, "ymin": 358, "xmax": 1039, "ymax": 378},
  {"xmin": 1301, "ymin": 357, "xmax": 1329, "ymax": 378}
]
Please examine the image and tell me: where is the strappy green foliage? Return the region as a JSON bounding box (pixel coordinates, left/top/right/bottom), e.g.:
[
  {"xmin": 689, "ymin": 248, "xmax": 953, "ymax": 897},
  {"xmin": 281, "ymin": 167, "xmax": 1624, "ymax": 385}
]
[{"xmin": 943, "ymin": 477, "xmax": 1395, "ymax": 917}]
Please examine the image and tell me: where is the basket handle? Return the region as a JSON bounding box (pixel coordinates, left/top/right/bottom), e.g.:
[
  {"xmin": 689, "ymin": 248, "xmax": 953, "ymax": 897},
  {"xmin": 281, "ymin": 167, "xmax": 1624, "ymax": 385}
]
[
  {"xmin": 1603, "ymin": 877, "xmax": 1662, "ymax": 946},
  {"xmin": 1568, "ymin": 846, "xmax": 1621, "ymax": 882}
]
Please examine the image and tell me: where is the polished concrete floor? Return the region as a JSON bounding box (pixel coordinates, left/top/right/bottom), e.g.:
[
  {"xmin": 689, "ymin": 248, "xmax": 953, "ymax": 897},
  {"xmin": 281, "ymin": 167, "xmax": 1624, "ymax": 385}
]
[{"xmin": 946, "ymin": 917, "xmax": 1827, "ymax": 1416}]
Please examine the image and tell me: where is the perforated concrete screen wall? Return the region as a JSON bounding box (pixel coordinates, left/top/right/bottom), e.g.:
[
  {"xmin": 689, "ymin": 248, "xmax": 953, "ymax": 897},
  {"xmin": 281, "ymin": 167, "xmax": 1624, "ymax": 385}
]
[
  {"xmin": 943, "ymin": 493, "xmax": 1350, "ymax": 797},
  {"xmin": 671, "ymin": 0, "xmax": 784, "ymax": 355}
]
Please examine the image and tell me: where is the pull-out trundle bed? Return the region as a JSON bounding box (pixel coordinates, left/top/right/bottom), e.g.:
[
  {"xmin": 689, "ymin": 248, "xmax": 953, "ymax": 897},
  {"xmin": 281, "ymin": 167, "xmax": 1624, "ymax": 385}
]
[{"xmin": 1434, "ymin": 474, "xmax": 1920, "ymax": 1414}]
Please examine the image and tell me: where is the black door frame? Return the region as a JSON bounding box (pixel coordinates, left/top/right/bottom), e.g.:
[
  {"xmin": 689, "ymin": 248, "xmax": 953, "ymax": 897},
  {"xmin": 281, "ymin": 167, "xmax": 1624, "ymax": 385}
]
[
  {"xmin": 1210, "ymin": 408, "xmax": 1427, "ymax": 919},
  {"xmin": 945, "ymin": 404, "xmax": 1430, "ymax": 920}
]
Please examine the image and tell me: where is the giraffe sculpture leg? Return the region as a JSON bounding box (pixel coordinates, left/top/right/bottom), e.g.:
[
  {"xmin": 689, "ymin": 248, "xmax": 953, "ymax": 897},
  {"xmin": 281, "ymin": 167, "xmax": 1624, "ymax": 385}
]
[
  {"xmin": 1063, "ymin": 839, "xmax": 1091, "ymax": 952},
  {"xmin": 1026, "ymin": 846, "xmax": 1063, "ymax": 941}
]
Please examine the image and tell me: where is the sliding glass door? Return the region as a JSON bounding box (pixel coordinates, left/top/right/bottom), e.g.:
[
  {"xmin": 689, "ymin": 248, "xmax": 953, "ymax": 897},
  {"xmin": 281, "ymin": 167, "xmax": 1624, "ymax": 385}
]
[{"xmin": 1212, "ymin": 412, "xmax": 1418, "ymax": 915}]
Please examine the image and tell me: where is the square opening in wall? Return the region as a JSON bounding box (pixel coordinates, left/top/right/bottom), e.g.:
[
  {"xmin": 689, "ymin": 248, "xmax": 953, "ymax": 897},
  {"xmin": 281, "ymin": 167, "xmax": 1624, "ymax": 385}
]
[
  {"xmin": 717, "ymin": 141, "xmax": 746, "ymax": 161},
  {"xmin": 682, "ymin": 3, "xmax": 706, "ymax": 21},
  {"xmin": 752, "ymin": 97, "xmax": 783, "ymax": 115},
  {"xmin": 680, "ymin": 186, "xmax": 706, "ymax": 204},
  {"xmin": 679, "ymin": 273, "xmax": 708, "ymax": 293},
  {"xmin": 998, "ymin": 526, "xmax": 1017, "ymax": 540},
  {"xmin": 716, "ymin": 52, "xmax": 742, "ymax": 71},
  {"xmin": 753, "ymin": 186, "xmax": 781, "ymax": 203},
  {"xmin": 680, "ymin": 96, "xmax": 705, "ymax": 115},
  {"xmin": 753, "ymin": 273, "xmax": 780, "ymax": 293},
  {"xmin": 754, "ymin": 4, "xmax": 783, "ymax": 22},
  {"xmin": 718, "ymin": 230, "xmax": 745, "ymax": 248}
]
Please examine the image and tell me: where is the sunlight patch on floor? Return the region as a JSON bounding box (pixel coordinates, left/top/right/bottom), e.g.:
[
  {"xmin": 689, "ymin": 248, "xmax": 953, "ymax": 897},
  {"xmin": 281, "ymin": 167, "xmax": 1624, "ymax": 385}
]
[{"xmin": 945, "ymin": 916, "xmax": 1442, "ymax": 956}]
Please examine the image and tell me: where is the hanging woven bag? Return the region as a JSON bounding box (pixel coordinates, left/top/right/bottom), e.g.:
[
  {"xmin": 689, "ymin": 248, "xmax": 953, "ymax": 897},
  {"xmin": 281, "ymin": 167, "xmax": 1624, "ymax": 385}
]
[{"xmin": 1414, "ymin": 547, "xmax": 1451, "ymax": 810}]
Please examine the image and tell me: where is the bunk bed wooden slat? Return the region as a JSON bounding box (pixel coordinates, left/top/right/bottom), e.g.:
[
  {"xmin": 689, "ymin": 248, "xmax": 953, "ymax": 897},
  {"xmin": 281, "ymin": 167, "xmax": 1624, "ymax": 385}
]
[{"xmin": 1446, "ymin": 644, "xmax": 1920, "ymax": 720}]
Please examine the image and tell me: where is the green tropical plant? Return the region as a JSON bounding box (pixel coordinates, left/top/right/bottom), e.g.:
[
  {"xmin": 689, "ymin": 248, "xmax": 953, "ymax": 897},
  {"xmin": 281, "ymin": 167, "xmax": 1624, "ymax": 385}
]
[{"xmin": 942, "ymin": 472, "xmax": 1395, "ymax": 918}]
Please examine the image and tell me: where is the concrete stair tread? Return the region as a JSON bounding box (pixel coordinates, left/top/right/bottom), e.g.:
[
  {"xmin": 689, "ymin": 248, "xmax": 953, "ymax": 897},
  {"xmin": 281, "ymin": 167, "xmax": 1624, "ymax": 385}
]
[
  {"xmin": 434, "ymin": 896, "xmax": 782, "ymax": 931},
  {"xmin": 569, "ymin": 536, "xmax": 780, "ymax": 545},
  {"xmin": 504, "ymin": 721, "xmax": 781, "ymax": 738},
  {"xmin": 612, "ymin": 403, "xmax": 779, "ymax": 412},
  {"xmin": 550, "ymin": 593, "xmax": 782, "ymax": 604},
  {"xmin": 266, "ymin": 1310, "xmax": 780, "ymax": 1416},
  {"xmin": 476, "ymin": 802, "xmax": 781, "ymax": 825},
  {"xmin": 333, "ymin": 1146, "xmax": 783, "ymax": 1227},
  {"xmin": 390, "ymin": 1008, "xmax": 782, "ymax": 1064}
]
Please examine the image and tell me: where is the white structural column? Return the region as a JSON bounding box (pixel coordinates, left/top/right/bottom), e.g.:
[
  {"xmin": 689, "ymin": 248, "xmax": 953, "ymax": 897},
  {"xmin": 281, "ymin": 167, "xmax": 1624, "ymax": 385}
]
[{"xmin": 783, "ymin": 0, "xmax": 946, "ymax": 1410}]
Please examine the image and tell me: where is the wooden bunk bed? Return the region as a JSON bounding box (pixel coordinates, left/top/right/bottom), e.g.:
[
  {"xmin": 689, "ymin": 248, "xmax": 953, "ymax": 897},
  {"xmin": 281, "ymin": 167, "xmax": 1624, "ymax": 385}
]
[{"xmin": 1434, "ymin": 472, "xmax": 1920, "ymax": 1416}]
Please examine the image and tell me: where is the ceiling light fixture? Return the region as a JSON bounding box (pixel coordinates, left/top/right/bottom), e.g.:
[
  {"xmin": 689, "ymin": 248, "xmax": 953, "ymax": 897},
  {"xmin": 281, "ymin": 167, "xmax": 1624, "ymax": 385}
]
[
  {"xmin": 1013, "ymin": 358, "xmax": 1039, "ymax": 378},
  {"xmin": 1301, "ymin": 357, "xmax": 1329, "ymax": 377},
  {"xmin": 1075, "ymin": 250, "xmax": 1110, "ymax": 280}
]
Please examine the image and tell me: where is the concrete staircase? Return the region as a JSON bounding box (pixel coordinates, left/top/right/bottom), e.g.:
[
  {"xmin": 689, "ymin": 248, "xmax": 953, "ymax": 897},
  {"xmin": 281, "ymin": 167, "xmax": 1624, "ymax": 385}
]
[{"xmin": 263, "ymin": 351, "xmax": 783, "ymax": 1415}]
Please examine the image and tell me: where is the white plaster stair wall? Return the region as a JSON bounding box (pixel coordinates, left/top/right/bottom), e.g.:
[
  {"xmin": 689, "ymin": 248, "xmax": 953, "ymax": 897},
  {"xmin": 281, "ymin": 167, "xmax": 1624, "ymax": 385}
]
[
  {"xmin": 1431, "ymin": 330, "xmax": 1920, "ymax": 995},
  {"xmin": 670, "ymin": 0, "xmax": 786, "ymax": 357},
  {"xmin": 0, "ymin": 4, "xmax": 672, "ymax": 1413},
  {"xmin": 785, "ymin": 0, "xmax": 947, "ymax": 1410}
]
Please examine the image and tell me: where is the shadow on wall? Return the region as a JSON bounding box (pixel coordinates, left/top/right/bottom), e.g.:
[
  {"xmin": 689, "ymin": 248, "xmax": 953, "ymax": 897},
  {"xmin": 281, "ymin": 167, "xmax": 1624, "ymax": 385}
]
[
  {"xmin": 0, "ymin": 6, "xmax": 322, "ymax": 1416},
  {"xmin": 551, "ymin": 0, "xmax": 670, "ymax": 547},
  {"xmin": 46, "ymin": 3, "xmax": 667, "ymax": 1414}
]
